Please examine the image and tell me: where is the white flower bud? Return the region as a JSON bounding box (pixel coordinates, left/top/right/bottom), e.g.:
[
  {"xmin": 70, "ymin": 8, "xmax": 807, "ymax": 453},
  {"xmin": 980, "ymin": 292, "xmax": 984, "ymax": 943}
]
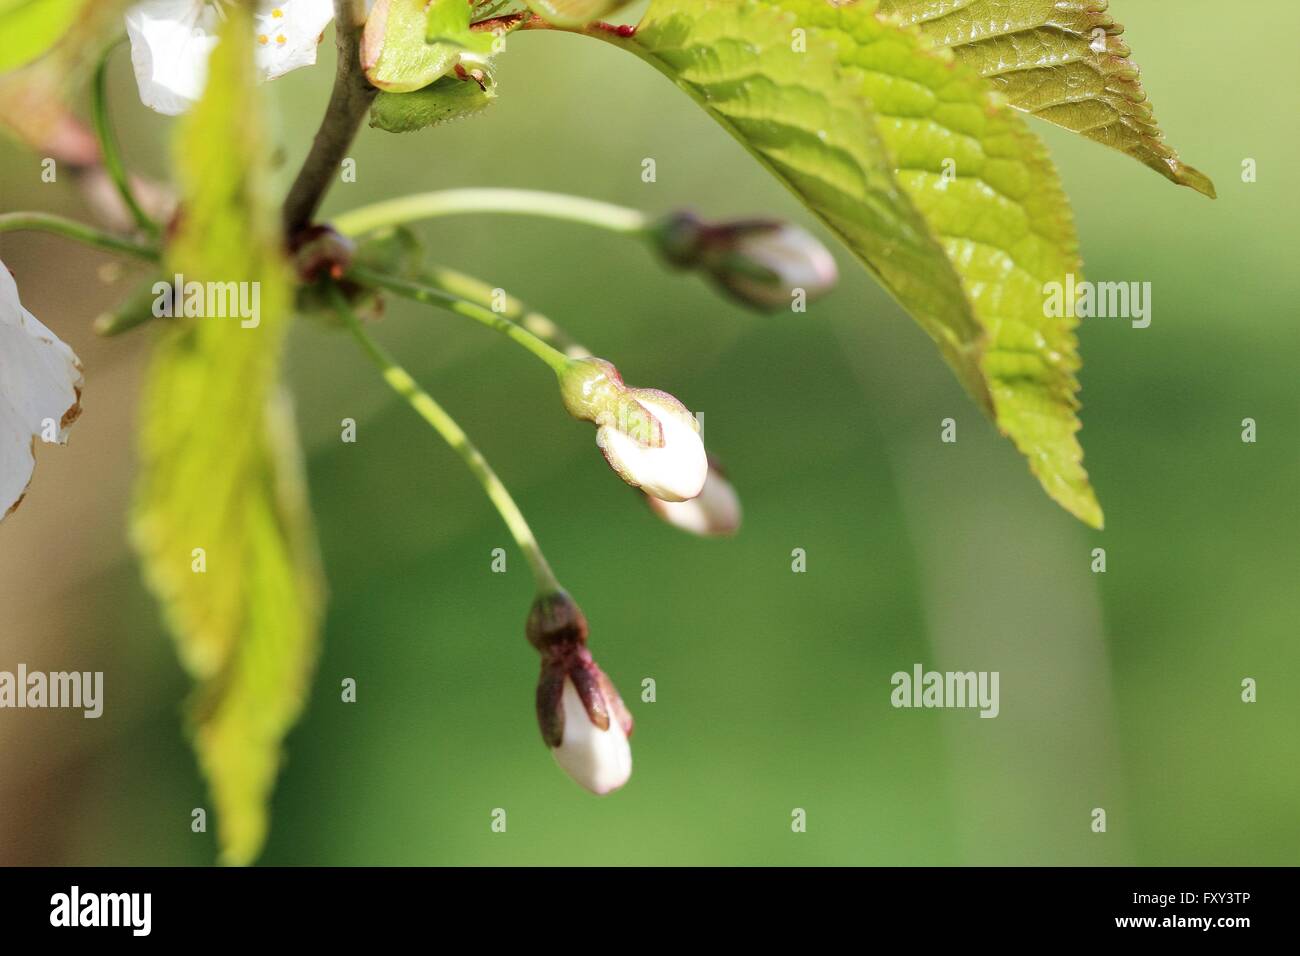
[
  {"xmin": 652, "ymin": 212, "xmax": 838, "ymax": 312},
  {"xmin": 597, "ymin": 389, "xmax": 707, "ymax": 502},
  {"xmin": 551, "ymin": 677, "xmax": 632, "ymax": 796},
  {"xmin": 528, "ymin": 591, "xmax": 634, "ymax": 795},
  {"xmin": 647, "ymin": 462, "xmax": 741, "ymax": 536},
  {"xmin": 559, "ymin": 359, "xmax": 708, "ymax": 503},
  {"xmin": 720, "ymin": 223, "xmax": 838, "ymax": 309},
  {"xmin": 0, "ymin": 260, "xmax": 83, "ymax": 521}
]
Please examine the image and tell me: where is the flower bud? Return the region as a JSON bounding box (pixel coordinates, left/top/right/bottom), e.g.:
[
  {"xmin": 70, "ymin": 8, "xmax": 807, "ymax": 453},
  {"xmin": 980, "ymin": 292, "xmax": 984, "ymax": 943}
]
[
  {"xmin": 652, "ymin": 211, "xmax": 838, "ymax": 311},
  {"xmin": 559, "ymin": 358, "xmax": 707, "ymax": 502},
  {"xmin": 646, "ymin": 460, "xmax": 742, "ymax": 537},
  {"xmin": 527, "ymin": 591, "xmax": 633, "ymax": 795}
]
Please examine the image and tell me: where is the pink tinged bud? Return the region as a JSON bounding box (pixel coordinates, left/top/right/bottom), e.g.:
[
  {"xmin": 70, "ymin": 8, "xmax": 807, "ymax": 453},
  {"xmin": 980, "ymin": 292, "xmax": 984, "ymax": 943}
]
[
  {"xmin": 527, "ymin": 591, "xmax": 633, "ymax": 794},
  {"xmin": 559, "ymin": 359, "xmax": 706, "ymax": 502},
  {"xmin": 719, "ymin": 223, "xmax": 838, "ymax": 310},
  {"xmin": 652, "ymin": 212, "xmax": 838, "ymax": 312},
  {"xmin": 647, "ymin": 462, "xmax": 742, "ymax": 536},
  {"xmin": 597, "ymin": 389, "xmax": 707, "ymax": 502},
  {"xmin": 551, "ymin": 677, "xmax": 632, "ymax": 795}
]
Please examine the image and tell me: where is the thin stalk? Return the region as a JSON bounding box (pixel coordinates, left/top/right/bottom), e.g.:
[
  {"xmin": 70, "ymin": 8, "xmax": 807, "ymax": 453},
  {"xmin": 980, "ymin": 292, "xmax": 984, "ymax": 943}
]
[
  {"xmin": 92, "ymin": 45, "xmax": 159, "ymax": 238},
  {"xmin": 349, "ymin": 264, "xmax": 570, "ymax": 374},
  {"xmin": 421, "ymin": 264, "xmax": 590, "ymax": 358},
  {"xmin": 0, "ymin": 212, "xmax": 159, "ymax": 262},
  {"xmin": 332, "ymin": 188, "xmax": 650, "ymax": 239},
  {"xmin": 329, "ymin": 285, "xmax": 561, "ymax": 593}
]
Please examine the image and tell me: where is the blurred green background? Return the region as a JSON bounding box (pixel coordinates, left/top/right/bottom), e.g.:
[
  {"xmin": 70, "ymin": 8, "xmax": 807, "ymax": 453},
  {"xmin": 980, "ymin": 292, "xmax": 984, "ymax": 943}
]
[{"xmin": 0, "ymin": 0, "xmax": 1296, "ymax": 865}]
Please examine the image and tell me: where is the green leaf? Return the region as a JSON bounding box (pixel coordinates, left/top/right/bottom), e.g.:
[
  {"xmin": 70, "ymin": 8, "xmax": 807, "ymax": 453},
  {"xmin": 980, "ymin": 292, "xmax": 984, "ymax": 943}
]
[
  {"xmin": 0, "ymin": 0, "xmax": 125, "ymax": 154},
  {"xmin": 425, "ymin": 0, "xmax": 495, "ymax": 53},
  {"xmin": 522, "ymin": 1, "xmax": 630, "ymax": 28},
  {"xmin": 629, "ymin": 0, "xmax": 1102, "ymax": 526},
  {"xmin": 877, "ymin": 0, "xmax": 1214, "ymax": 197},
  {"xmin": 362, "ymin": 0, "xmax": 468, "ymax": 92},
  {"xmin": 131, "ymin": 6, "xmax": 323, "ymax": 866},
  {"xmin": 370, "ymin": 72, "xmax": 496, "ymax": 132},
  {"xmin": 0, "ymin": 0, "xmax": 82, "ymax": 72}
]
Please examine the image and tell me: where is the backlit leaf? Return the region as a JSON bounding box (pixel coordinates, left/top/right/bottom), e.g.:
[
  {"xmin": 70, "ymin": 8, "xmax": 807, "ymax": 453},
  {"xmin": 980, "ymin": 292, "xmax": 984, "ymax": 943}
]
[
  {"xmin": 0, "ymin": 0, "xmax": 126, "ymax": 155},
  {"xmin": 425, "ymin": 0, "xmax": 495, "ymax": 52},
  {"xmin": 877, "ymin": 0, "xmax": 1215, "ymax": 197},
  {"xmin": 0, "ymin": 0, "xmax": 82, "ymax": 72},
  {"xmin": 522, "ymin": 1, "xmax": 630, "ymax": 29},
  {"xmin": 131, "ymin": 5, "xmax": 323, "ymax": 866},
  {"xmin": 626, "ymin": 0, "xmax": 1102, "ymax": 525}
]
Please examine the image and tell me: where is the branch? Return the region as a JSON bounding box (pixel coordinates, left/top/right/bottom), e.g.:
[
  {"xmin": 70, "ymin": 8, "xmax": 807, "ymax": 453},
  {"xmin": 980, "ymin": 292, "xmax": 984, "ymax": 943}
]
[{"xmin": 281, "ymin": 0, "xmax": 376, "ymax": 237}]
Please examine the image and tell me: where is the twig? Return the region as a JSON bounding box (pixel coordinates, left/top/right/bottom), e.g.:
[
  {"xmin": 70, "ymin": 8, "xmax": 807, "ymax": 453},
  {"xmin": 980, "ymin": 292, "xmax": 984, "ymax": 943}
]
[{"xmin": 281, "ymin": 0, "xmax": 376, "ymax": 237}]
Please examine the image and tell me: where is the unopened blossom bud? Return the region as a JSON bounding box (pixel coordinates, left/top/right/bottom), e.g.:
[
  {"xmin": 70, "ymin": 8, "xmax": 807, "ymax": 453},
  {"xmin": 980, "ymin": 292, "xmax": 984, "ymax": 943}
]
[
  {"xmin": 646, "ymin": 460, "xmax": 742, "ymax": 537},
  {"xmin": 527, "ymin": 591, "xmax": 633, "ymax": 795},
  {"xmin": 558, "ymin": 357, "xmax": 707, "ymax": 502},
  {"xmin": 652, "ymin": 211, "xmax": 838, "ymax": 311}
]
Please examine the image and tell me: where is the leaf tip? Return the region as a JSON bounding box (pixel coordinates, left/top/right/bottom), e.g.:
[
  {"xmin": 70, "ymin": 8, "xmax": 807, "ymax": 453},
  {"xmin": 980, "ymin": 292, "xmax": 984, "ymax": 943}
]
[{"xmin": 1175, "ymin": 162, "xmax": 1216, "ymax": 199}]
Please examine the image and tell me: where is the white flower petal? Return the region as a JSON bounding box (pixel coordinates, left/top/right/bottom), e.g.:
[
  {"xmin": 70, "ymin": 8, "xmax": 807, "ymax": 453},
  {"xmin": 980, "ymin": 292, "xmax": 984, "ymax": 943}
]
[
  {"xmin": 597, "ymin": 392, "xmax": 707, "ymax": 502},
  {"xmin": 718, "ymin": 224, "xmax": 839, "ymax": 309},
  {"xmin": 125, "ymin": 0, "xmax": 335, "ymax": 115},
  {"xmin": 0, "ymin": 263, "xmax": 83, "ymax": 521},
  {"xmin": 551, "ymin": 678, "xmax": 632, "ymax": 795},
  {"xmin": 742, "ymin": 225, "xmax": 838, "ymax": 292},
  {"xmin": 126, "ymin": 1, "xmax": 221, "ymax": 116},
  {"xmin": 252, "ymin": 0, "xmax": 334, "ymax": 80}
]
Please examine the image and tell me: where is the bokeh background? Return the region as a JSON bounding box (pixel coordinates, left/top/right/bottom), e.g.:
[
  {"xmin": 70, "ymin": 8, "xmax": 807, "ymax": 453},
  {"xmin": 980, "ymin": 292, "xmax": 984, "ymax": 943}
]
[{"xmin": 0, "ymin": 0, "xmax": 1296, "ymax": 865}]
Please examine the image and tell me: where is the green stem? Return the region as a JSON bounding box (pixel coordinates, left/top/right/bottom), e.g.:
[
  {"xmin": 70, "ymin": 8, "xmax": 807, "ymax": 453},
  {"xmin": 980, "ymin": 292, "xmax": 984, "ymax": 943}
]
[
  {"xmin": 92, "ymin": 45, "xmax": 159, "ymax": 238},
  {"xmin": 332, "ymin": 188, "xmax": 650, "ymax": 239},
  {"xmin": 349, "ymin": 264, "xmax": 571, "ymax": 374},
  {"xmin": 420, "ymin": 264, "xmax": 590, "ymax": 358},
  {"xmin": 0, "ymin": 212, "xmax": 159, "ymax": 262},
  {"xmin": 329, "ymin": 284, "xmax": 561, "ymax": 594}
]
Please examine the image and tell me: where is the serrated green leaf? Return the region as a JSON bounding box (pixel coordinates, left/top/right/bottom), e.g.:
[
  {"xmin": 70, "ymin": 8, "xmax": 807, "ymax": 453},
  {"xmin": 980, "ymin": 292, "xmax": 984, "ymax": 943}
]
[
  {"xmin": 362, "ymin": 0, "xmax": 465, "ymax": 92},
  {"xmin": 370, "ymin": 72, "xmax": 496, "ymax": 132},
  {"xmin": 0, "ymin": 0, "xmax": 82, "ymax": 72},
  {"xmin": 131, "ymin": 5, "xmax": 323, "ymax": 866},
  {"xmin": 630, "ymin": 0, "xmax": 1101, "ymax": 526},
  {"xmin": 877, "ymin": 0, "xmax": 1214, "ymax": 197},
  {"xmin": 522, "ymin": 0, "xmax": 629, "ymax": 28}
]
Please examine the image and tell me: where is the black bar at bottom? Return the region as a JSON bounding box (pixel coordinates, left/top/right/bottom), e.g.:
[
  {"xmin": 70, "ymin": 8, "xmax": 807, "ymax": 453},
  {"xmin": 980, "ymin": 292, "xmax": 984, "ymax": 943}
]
[{"xmin": 0, "ymin": 866, "xmax": 1279, "ymax": 939}]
